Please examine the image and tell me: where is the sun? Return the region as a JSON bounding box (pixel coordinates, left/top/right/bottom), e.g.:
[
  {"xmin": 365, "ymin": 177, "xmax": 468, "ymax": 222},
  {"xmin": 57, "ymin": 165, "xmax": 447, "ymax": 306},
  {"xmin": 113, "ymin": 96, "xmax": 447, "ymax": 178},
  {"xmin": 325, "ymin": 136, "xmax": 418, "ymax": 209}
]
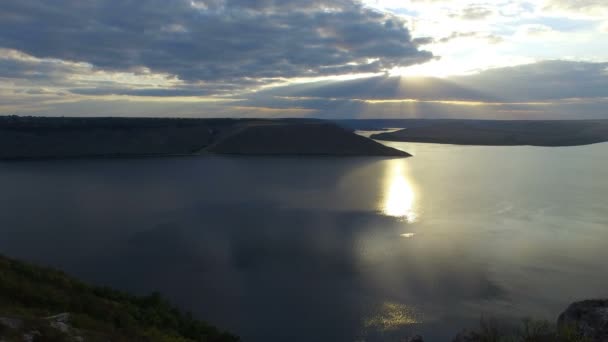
[{"xmin": 389, "ymin": 61, "xmax": 459, "ymax": 78}]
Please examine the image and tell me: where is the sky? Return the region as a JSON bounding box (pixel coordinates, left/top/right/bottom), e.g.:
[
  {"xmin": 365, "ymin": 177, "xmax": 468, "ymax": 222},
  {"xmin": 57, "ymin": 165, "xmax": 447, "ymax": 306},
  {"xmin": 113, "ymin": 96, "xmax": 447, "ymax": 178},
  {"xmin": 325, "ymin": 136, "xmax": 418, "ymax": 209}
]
[{"xmin": 0, "ymin": 0, "xmax": 607, "ymax": 119}]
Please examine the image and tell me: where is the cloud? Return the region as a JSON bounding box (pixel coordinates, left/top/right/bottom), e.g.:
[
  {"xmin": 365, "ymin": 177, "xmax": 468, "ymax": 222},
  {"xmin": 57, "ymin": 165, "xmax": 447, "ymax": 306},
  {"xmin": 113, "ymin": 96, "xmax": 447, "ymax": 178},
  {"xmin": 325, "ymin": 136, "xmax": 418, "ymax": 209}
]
[
  {"xmin": 256, "ymin": 74, "xmax": 495, "ymax": 102},
  {"xmin": 437, "ymin": 32, "xmax": 503, "ymax": 44},
  {"xmin": 454, "ymin": 5, "xmax": 494, "ymax": 20},
  {"xmin": 0, "ymin": 49, "xmax": 90, "ymax": 84},
  {"xmin": 515, "ymin": 24, "xmax": 556, "ymax": 37},
  {"xmin": 0, "ymin": 0, "xmax": 432, "ymax": 90},
  {"xmin": 0, "ymin": 48, "xmax": 268, "ymax": 97},
  {"xmin": 454, "ymin": 60, "xmax": 608, "ymax": 101},
  {"xmin": 3, "ymin": 59, "xmax": 608, "ymax": 120},
  {"xmin": 1, "ymin": 1, "xmax": 606, "ymax": 119},
  {"xmin": 270, "ymin": 60, "xmax": 608, "ymax": 103},
  {"xmin": 543, "ymin": 0, "xmax": 608, "ymax": 18},
  {"xmin": 230, "ymin": 60, "xmax": 608, "ymax": 119}
]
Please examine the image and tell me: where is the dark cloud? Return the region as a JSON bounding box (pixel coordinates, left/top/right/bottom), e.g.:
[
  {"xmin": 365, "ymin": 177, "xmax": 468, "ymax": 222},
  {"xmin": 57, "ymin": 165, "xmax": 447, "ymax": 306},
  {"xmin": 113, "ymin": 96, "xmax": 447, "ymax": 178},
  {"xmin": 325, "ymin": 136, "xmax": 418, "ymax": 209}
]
[
  {"xmin": 454, "ymin": 60, "xmax": 608, "ymax": 101},
  {"xmin": 412, "ymin": 37, "xmax": 435, "ymax": 45},
  {"xmin": 0, "ymin": 48, "xmax": 280, "ymax": 98},
  {"xmin": 256, "ymin": 74, "xmax": 499, "ymax": 102},
  {"xmin": 0, "ymin": 0, "xmax": 433, "ymax": 88}
]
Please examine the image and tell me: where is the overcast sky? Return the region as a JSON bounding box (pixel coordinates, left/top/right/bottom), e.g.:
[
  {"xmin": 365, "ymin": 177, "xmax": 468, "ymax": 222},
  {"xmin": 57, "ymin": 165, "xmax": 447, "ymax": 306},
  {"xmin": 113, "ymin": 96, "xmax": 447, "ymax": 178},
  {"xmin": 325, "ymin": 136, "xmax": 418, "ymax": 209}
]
[{"xmin": 1, "ymin": 0, "xmax": 607, "ymax": 119}]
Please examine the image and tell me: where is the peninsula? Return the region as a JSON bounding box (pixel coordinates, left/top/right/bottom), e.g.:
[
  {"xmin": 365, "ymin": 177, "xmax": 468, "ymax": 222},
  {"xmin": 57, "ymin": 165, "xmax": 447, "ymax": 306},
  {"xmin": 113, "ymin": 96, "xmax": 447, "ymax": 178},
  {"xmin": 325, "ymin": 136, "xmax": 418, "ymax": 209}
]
[{"xmin": 0, "ymin": 116, "xmax": 409, "ymax": 159}]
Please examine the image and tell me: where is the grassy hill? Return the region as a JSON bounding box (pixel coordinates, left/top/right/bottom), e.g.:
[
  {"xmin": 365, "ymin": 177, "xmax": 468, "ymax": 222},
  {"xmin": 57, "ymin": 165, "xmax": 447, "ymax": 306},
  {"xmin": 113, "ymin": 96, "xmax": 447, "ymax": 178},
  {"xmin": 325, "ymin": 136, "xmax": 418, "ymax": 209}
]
[{"xmin": 0, "ymin": 254, "xmax": 238, "ymax": 341}]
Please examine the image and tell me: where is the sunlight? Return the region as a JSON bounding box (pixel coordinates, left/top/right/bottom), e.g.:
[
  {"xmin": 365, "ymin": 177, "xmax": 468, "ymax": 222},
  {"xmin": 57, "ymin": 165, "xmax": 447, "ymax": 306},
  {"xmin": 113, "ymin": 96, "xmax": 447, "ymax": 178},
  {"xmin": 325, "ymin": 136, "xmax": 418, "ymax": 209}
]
[
  {"xmin": 382, "ymin": 160, "xmax": 418, "ymax": 222},
  {"xmin": 390, "ymin": 62, "xmax": 457, "ymax": 78},
  {"xmin": 363, "ymin": 302, "xmax": 422, "ymax": 331}
]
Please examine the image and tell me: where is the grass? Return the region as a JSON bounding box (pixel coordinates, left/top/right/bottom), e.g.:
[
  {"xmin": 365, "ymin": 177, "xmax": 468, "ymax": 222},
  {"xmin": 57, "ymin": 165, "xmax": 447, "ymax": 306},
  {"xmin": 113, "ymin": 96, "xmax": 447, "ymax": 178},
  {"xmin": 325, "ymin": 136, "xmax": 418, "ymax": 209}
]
[
  {"xmin": 0, "ymin": 254, "xmax": 238, "ymax": 341},
  {"xmin": 459, "ymin": 317, "xmax": 590, "ymax": 342}
]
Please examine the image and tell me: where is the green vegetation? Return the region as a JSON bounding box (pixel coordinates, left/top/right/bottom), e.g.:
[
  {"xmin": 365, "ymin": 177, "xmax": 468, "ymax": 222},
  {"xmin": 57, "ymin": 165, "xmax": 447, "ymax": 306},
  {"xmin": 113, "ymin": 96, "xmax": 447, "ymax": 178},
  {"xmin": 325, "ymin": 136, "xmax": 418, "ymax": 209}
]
[
  {"xmin": 456, "ymin": 317, "xmax": 589, "ymax": 342},
  {"xmin": 0, "ymin": 254, "xmax": 239, "ymax": 341}
]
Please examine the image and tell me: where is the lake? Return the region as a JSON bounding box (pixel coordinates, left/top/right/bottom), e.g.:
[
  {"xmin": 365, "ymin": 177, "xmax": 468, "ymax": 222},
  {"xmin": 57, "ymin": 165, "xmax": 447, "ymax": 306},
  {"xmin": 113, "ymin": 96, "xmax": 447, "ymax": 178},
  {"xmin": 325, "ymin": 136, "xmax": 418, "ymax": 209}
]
[{"xmin": 0, "ymin": 141, "xmax": 607, "ymax": 341}]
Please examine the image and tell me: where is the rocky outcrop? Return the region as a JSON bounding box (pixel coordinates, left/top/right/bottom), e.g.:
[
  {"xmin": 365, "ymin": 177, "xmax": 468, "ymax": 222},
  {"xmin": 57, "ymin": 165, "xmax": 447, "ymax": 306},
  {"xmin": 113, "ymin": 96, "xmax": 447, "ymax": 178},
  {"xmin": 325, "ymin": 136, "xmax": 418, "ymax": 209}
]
[
  {"xmin": 450, "ymin": 300, "xmax": 608, "ymax": 342},
  {"xmin": 558, "ymin": 299, "xmax": 608, "ymax": 341},
  {"xmin": 0, "ymin": 313, "xmax": 83, "ymax": 342}
]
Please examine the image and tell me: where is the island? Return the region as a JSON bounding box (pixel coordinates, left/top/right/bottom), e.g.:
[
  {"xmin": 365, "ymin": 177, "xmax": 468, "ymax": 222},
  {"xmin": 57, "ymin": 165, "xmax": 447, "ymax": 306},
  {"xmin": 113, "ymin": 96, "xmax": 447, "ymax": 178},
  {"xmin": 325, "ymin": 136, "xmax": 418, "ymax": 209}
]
[
  {"xmin": 0, "ymin": 116, "xmax": 410, "ymax": 159},
  {"xmin": 362, "ymin": 119, "xmax": 608, "ymax": 147}
]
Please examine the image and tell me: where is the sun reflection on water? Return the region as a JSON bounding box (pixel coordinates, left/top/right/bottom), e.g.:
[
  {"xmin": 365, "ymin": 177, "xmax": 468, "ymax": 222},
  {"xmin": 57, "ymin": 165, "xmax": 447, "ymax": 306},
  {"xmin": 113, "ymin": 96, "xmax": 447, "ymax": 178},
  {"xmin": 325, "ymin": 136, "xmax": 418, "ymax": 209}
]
[
  {"xmin": 382, "ymin": 160, "xmax": 418, "ymax": 223},
  {"xmin": 363, "ymin": 302, "xmax": 422, "ymax": 331}
]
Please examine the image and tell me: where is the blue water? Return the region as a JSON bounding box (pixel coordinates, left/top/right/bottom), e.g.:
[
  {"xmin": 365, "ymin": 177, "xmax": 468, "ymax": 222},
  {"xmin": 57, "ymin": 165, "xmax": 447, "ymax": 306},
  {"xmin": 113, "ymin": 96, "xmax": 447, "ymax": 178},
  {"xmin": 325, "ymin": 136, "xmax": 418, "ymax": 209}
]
[{"xmin": 0, "ymin": 141, "xmax": 606, "ymax": 341}]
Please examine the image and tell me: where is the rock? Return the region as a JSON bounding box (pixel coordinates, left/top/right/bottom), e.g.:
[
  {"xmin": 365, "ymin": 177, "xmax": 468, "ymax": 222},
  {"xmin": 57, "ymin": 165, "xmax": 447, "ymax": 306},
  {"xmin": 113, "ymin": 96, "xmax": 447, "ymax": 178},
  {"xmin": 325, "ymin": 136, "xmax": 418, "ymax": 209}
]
[
  {"xmin": 0, "ymin": 317, "xmax": 22, "ymax": 330},
  {"xmin": 47, "ymin": 313, "xmax": 71, "ymax": 333},
  {"xmin": 23, "ymin": 330, "xmax": 41, "ymax": 342},
  {"xmin": 557, "ymin": 299, "xmax": 608, "ymax": 341},
  {"xmin": 46, "ymin": 313, "xmax": 70, "ymax": 323}
]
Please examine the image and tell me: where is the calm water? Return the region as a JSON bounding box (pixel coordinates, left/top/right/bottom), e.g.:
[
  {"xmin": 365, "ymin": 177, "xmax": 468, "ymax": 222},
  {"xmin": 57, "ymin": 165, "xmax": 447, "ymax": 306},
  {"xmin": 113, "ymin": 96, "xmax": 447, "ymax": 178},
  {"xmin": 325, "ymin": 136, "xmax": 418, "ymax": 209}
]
[{"xmin": 0, "ymin": 142, "xmax": 607, "ymax": 341}]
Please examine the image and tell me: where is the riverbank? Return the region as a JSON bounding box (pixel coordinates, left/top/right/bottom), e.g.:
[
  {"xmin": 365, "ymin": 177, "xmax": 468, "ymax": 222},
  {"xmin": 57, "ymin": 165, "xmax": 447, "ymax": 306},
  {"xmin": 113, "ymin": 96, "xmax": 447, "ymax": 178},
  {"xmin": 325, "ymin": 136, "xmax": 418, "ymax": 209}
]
[{"xmin": 340, "ymin": 119, "xmax": 608, "ymax": 147}]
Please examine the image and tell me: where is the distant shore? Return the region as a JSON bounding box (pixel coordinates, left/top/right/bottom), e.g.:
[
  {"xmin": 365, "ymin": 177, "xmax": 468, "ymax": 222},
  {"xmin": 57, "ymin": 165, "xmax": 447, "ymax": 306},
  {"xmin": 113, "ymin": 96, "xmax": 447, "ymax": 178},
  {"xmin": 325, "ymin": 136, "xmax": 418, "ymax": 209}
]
[{"xmin": 338, "ymin": 119, "xmax": 608, "ymax": 147}]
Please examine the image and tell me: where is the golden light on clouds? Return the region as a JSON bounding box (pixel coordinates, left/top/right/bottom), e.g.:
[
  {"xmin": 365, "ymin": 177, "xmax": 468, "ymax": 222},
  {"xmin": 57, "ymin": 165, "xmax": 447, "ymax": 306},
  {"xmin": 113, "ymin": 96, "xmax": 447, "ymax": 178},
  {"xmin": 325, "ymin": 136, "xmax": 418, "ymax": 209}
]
[{"xmin": 364, "ymin": 98, "xmax": 554, "ymax": 106}]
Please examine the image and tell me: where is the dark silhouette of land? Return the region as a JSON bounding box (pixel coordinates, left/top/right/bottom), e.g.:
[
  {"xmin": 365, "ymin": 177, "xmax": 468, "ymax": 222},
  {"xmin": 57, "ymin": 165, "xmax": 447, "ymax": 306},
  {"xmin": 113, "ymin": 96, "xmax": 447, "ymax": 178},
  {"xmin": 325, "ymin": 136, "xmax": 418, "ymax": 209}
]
[
  {"xmin": 0, "ymin": 116, "xmax": 409, "ymax": 159},
  {"xmin": 207, "ymin": 120, "xmax": 410, "ymax": 156},
  {"xmin": 338, "ymin": 119, "xmax": 608, "ymax": 147}
]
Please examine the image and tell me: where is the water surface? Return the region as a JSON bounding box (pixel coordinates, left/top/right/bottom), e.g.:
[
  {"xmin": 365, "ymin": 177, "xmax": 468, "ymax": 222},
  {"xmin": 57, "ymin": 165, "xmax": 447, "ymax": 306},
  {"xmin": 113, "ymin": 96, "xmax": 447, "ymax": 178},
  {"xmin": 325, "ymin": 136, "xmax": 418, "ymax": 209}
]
[{"xmin": 0, "ymin": 142, "xmax": 607, "ymax": 341}]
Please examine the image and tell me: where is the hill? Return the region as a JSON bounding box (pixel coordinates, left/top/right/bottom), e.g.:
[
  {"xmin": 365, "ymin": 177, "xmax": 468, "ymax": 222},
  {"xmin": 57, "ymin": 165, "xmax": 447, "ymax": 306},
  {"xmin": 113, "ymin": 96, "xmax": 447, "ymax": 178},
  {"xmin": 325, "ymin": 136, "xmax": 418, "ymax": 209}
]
[
  {"xmin": 207, "ymin": 121, "xmax": 410, "ymax": 156},
  {"xmin": 0, "ymin": 254, "xmax": 238, "ymax": 341},
  {"xmin": 0, "ymin": 116, "xmax": 409, "ymax": 159}
]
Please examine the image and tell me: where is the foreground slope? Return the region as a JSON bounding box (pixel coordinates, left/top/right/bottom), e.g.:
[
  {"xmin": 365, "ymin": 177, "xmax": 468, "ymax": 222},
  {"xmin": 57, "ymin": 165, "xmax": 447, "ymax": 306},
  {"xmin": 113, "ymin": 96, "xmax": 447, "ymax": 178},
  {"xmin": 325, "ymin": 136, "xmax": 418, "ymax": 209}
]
[{"xmin": 0, "ymin": 254, "xmax": 238, "ymax": 341}]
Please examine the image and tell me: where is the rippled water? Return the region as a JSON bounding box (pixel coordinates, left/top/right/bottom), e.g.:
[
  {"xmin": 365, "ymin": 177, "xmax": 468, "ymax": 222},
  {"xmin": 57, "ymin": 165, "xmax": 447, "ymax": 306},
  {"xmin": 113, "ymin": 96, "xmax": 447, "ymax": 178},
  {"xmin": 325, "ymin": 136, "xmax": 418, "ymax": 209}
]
[{"xmin": 0, "ymin": 142, "xmax": 607, "ymax": 341}]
